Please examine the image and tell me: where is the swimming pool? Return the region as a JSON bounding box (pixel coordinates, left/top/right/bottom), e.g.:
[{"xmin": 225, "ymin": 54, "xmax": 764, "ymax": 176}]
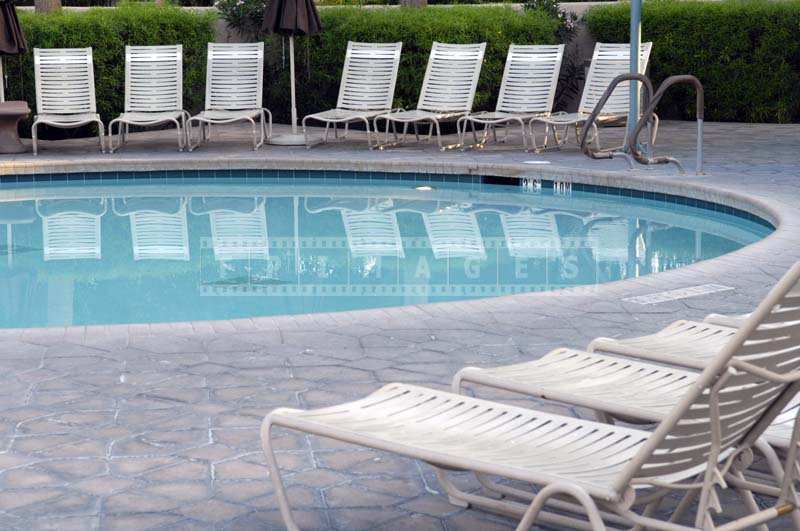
[{"xmin": 0, "ymin": 171, "xmax": 773, "ymax": 328}]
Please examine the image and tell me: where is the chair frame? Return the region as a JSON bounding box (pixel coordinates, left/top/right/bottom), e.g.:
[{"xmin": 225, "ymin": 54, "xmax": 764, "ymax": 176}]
[
  {"xmin": 458, "ymin": 44, "xmax": 564, "ymax": 151},
  {"xmin": 32, "ymin": 48, "xmax": 106, "ymax": 155},
  {"xmin": 187, "ymin": 43, "xmax": 272, "ymax": 151},
  {"xmin": 302, "ymin": 41, "xmax": 402, "ymax": 149},
  {"xmin": 531, "ymin": 42, "xmax": 655, "ymax": 153},
  {"xmin": 108, "ymin": 45, "xmax": 189, "ymax": 153},
  {"xmin": 373, "ymin": 42, "xmax": 486, "ymax": 151}
]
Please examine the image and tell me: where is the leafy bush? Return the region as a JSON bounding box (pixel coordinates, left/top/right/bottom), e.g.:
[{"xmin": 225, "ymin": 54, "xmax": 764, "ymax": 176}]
[
  {"xmin": 4, "ymin": 3, "xmax": 216, "ymax": 137},
  {"xmin": 258, "ymin": 6, "xmax": 561, "ymax": 123},
  {"xmin": 586, "ymin": 0, "xmax": 800, "ymax": 123}
]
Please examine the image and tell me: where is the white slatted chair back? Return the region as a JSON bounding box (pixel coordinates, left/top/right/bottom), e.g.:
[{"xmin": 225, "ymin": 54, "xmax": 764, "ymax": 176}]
[
  {"xmin": 342, "ymin": 210, "xmax": 404, "ymax": 258},
  {"xmin": 39, "ymin": 205, "xmax": 105, "ymax": 261},
  {"xmin": 587, "ymin": 218, "xmax": 630, "ymax": 263},
  {"xmin": 619, "ymin": 263, "xmax": 800, "ymax": 490},
  {"xmin": 496, "ymin": 44, "xmax": 564, "ymax": 115},
  {"xmin": 205, "ymin": 43, "xmax": 264, "ymax": 111},
  {"xmin": 34, "ymin": 48, "xmax": 97, "ymax": 116},
  {"xmin": 210, "ymin": 202, "xmax": 269, "ymax": 261},
  {"xmin": 125, "ymin": 45, "xmax": 183, "ymax": 113},
  {"xmin": 336, "ymin": 42, "xmax": 402, "ymax": 111},
  {"xmin": 129, "ymin": 204, "xmax": 189, "ymax": 261},
  {"xmin": 501, "ymin": 211, "xmax": 562, "ymax": 259},
  {"xmin": 417, "ymin": 42, "xmax": 486, "ymax": 114},
  {"xmin": 423, "ymin": 209, "xmax": 486, "ymax": 260},
  {"xmin": 578, "ymin": 42, "xmax": 652, "ymax": 117}
]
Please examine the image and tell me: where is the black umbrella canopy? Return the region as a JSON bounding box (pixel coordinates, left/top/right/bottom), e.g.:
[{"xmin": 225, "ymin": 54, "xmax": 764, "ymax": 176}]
[
  {"xmin": 262, "ymin": 0, "xmax": 322, "ymax": 37},
  {"xmin": 0, "ymin": 0, "xmax": 27, "ymax": 56}
]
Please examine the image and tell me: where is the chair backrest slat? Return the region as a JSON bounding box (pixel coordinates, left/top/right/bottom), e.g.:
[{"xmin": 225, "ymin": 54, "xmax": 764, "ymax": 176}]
[
  {"xmin": 205, "ymin": 42, "xmax": 264, "ymax": 111},
  {"xmin": 34, "ymin": 48, "xmax": 97, "ymax": 116},
  {"xmin": 578, "ymin": 42, "xmax": 652, "ymax": 116},
  {"xmin": 125, "ymin": 45, "xmax": 183, "ymax": 113},
  {"xmin": 496, "ymin": 44, "xmax": 564, "ymax": 115},
  {"xmin": 618, "ymin": 263, "xmax": 800, "ymax": 489},
  {"xmin": 418, "ymin": 42, "xmax": 486, "ymax": 114},
  {"xmin": 337, "ymin": 41, "xmax": 402, "ymax": 111}
]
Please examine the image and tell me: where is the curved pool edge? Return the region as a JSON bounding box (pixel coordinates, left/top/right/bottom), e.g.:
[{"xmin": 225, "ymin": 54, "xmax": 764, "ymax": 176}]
[{"xmin": 0, "ymin": 156, "xmax": 793, "ymax": 335}]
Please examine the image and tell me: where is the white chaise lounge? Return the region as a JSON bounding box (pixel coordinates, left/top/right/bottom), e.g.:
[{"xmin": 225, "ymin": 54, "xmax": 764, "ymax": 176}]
[
  {"xmin": 263, "ymin": 263, "xmax": 800, "ymax": 529},
  {"xmin": 459, "ymin": 44, "xmax": 564, "ymax": 150},
  {"xmin": 188, "ymin": 43, "xmax": 272, "ymax": 151},
  {"xmin": 531, "ymin": 42, "xmax": 653, "ymax": 151},
  {"xmin": 32, "ymin": 48, "xmax": 106, "ymax": 155},
  {"xmin": 190, "ymin": 197, "xmax": 269, "ymax": 261},
  {"xmin": 109, "ymin": 45, "xmax": 189, "ymax": 153},
  {"xmin": 302, "ymin": 41, "xmax": 402, "ymax": 148},
  {"xmin": 374, "ymin": 42, "xmax": 486, "ymax": 150}
]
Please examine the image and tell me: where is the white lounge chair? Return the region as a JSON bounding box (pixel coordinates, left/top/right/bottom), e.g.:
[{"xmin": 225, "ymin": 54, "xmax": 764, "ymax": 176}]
[
  {"xmin": 423, "ymin": 207, "xmax": 486, "ymax": 260},
  {"xmin": 302, "ymin": 42, "xmax": 402, "ymax": 148},
  {"xmin": 32, "ymin": 48, "xmax": 105, "ymax": 155},
  {"xmin": 36, "ymin": 199, "xmax": 106, "ymax": 261},
  {"xmin": 531, "ymin": 42, "xmax": 653, "ymax": 152},
  {"xmin": 454, "ymin": 263, "xmax": 800, "ymax": 527},
  {"xmin": 190, "ymin": 197, "xmax": 268, "ymax": 261},
  {"xmin": 374, "ymin": 42, "xmax": 486, "ymax": 150},
  {"xmin": 500, "ymin": 210, "xmax": 562, "ymax": 260},
  {"xmin": 109, "ymin": 45, "xmax": 189, "ymax": 153},
  {"xmin": 187, "ymin": 43, "xmax": 272, "ymax": 151},
  {"xmin": 112, "ymin": 197, "xmax": 189, "ymax": 261},
  {"xmin": 263, "ymin": 264, "xmax": 800, "ymax": 530},
  {"xmin": 458, "ymin": 44, "xmax": 564, "ymax": 150}
]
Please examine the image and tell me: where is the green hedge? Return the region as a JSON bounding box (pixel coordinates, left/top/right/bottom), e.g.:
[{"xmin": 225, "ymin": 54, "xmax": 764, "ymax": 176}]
[
  {"xmin": 266, "ymin": 6, "xmax": 560, "ymax": 124},
  {"xmin": 4, "ymin": 3, "xmax": 216, "ymax": 137},
  {"xmin": 586, "ymin": 0, "xmax": 800, "ymax": 123}
]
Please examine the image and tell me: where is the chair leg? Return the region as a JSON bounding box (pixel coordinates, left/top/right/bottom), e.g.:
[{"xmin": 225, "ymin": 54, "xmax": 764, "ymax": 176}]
[
  {"xmin": 31, "ymin": 121, "xmax": 39, "ymax": 156},
  {"xmin": 516, "ymin": 483, "xmax": 606, "ymax": 531},
  {"xmin": 361, "ymin": 117, "xmax": 373, "ymax": 148},
  {"xmin": 433, "ymin": 119, "xmax": 443, "ymax": 150},
  {"xmin": 302, "ymin": 116, "xmax": 312, "ymax": 148},
  {"xmin": 95, "ymin": 120, "xmax": 106, "ymax": 154},
  {"xmin": 171, "ymin": 119, "xmax": 183, "ymax": 152},
  {"xmin": 260, "ymin": 418, "xmax": 300, "ymax": 531}
]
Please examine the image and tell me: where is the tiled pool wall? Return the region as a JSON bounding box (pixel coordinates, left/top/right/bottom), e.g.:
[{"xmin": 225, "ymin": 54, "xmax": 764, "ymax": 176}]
[{"xmin": 0, "ymin": 168, "xmax": 776, "ymax": 230}]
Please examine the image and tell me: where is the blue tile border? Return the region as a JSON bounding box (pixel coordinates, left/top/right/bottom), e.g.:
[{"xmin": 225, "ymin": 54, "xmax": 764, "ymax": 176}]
[{"xmin": 0, "ymin": 168, "xmax": 775, "ymax": 230}]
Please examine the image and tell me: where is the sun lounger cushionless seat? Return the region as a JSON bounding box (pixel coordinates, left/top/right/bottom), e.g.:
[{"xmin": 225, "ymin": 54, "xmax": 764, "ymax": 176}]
[
  {"xmin": 32, "ymin": 48, "xmax": 106, "ymax": 155},
  {"xmin": 302, "ymin": 41, "xmax": 402, "ymax": 148}
]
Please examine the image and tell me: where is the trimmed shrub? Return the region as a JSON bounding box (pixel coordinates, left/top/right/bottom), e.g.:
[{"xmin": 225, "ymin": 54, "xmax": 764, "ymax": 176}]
[
  {"xmin": 585, "ymin": 0, "xmax": 800, "ymax": 123},
  {"xmin": 264, "ymin": 6, "xmax": 561, "ymax": 123},
  {"xmin": 4, "ymin": 3, "xmax": 216, "ymax": 137}
]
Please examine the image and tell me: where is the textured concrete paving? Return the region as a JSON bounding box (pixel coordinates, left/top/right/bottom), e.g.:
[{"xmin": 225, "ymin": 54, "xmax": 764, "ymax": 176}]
[{"xmin": 0, "ymin": 121, "xmax": 798, "ymax": 530}]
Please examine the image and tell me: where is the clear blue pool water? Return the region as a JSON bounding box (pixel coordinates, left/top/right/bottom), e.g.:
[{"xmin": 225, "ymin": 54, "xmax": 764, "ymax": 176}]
[{"xmin": 0, "ymin": 172, "xmax": 772, "ymax": 328}]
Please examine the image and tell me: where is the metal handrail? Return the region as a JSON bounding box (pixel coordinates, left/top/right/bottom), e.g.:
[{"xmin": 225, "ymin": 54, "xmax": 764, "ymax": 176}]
[
  {"xmin": 630, "ymin": 74, "xmax": 705, "ymax": 175},
  {"xmin": 579, "ymin": 73, "xmax": 655, "ymax": 165}
]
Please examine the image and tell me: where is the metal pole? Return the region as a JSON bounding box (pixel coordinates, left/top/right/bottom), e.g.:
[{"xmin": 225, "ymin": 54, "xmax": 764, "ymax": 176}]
[
  {"xmin": 0, "ymin": 57, "xmax": 5, "ymax": 102},
  {"xmin": 289, "ymin": 35, "xmax": 298, "ymax": 136},
  {"xmin": 628, "ymin": 0, "xmax": 642, "ymax": 139}
]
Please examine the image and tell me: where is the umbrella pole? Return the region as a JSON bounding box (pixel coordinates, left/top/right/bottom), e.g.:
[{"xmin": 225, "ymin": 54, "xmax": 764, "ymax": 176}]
[
  {"xmin": 0, "ymin": 57, "xmax": 5, "ymax": 102},
  {"xmin": 269, "ymin": 34, "xmax": 316, "ymax": 145},
  {"xmin": 289, "ymin": 35, "xmax": 297, "ymax": 135}
]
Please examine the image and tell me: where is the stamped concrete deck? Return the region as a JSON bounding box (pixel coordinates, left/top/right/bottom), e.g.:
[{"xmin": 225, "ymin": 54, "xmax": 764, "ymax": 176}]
[{"xmin": 0, "ymin": 121, "xmax": 798, "ymax": 530}]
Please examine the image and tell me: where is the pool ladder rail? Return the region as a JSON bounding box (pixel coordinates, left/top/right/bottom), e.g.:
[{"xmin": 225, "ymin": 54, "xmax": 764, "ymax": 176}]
[{"xmin": 579, "ymin": 73, "xmax": 705, "ymax": 175}]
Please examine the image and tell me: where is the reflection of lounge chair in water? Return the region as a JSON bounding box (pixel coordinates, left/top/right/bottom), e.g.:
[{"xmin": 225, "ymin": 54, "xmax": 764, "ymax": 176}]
[
  {"xmin": 500, "ymin": 210, "xmax": 562, "ymax": 259},
  {"xmin": 190, "ymin": 197, "xmax": 268, "ymax": 261},
  {"xmin": 113, "ymin": 197, "xmax": 189, "ymax": 261},
  {"xmin": 36, "ymin": 199, "xmax": 106, "ymax": 261},
  {"xmin": 305, "ymin": 197, "xmax": 404, "ymax": 258},
  {"xmin": 586, "ymin": 217, "xmax": 630, "ymax": 263},
  {"xmin": 422, "ymin": 207, "xmax": 486, "ymax": 260}
]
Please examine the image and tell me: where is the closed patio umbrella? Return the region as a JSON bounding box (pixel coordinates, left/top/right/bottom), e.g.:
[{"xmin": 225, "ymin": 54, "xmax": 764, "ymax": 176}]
[
  {"xmin": 0, "ymin": 0, "xmax": 27, "ymax": 102},
  {"xmin": 263, "ymin": 0, "xmax": 322, "ymax": 145}
]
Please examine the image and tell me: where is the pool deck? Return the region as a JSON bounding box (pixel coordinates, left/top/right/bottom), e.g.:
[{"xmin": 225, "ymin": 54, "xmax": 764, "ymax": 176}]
[{"xmin": 0, "ymin": 121, "xmax": 799, "ymax": 530}]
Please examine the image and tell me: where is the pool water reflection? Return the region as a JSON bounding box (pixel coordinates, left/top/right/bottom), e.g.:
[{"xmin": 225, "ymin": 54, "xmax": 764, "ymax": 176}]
[{"xmin": 0, "ymin": 178, "xmax": 772, "ymax": 328}]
